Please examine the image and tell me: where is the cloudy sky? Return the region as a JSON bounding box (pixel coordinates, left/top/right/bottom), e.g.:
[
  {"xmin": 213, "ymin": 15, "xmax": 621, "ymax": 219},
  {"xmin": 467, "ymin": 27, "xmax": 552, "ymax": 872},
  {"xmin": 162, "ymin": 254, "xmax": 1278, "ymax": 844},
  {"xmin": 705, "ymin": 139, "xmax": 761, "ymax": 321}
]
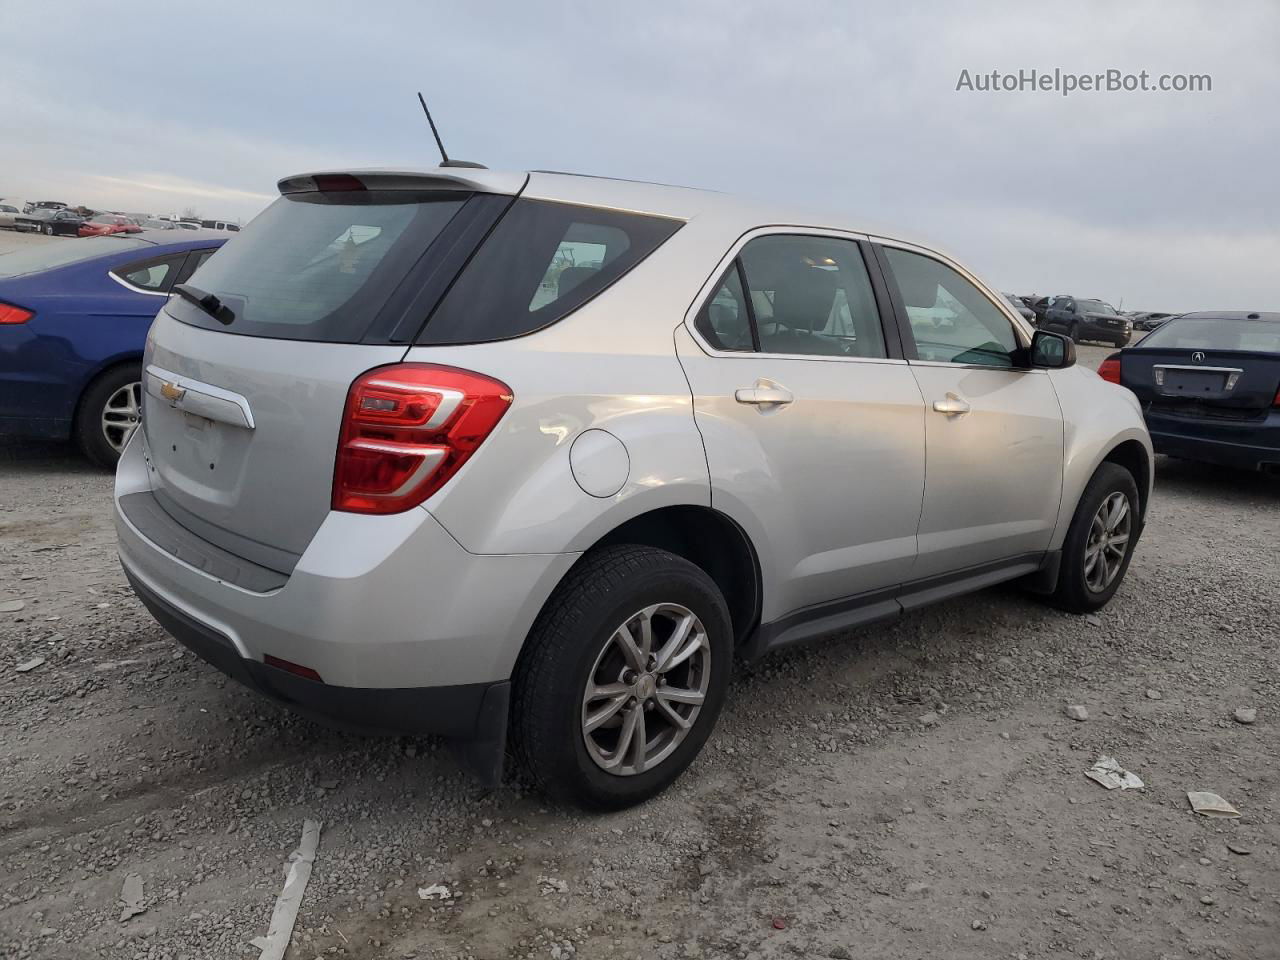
[{"xmin": 3, "ymin": 0, "xmax": 1276, "ymax": 310}]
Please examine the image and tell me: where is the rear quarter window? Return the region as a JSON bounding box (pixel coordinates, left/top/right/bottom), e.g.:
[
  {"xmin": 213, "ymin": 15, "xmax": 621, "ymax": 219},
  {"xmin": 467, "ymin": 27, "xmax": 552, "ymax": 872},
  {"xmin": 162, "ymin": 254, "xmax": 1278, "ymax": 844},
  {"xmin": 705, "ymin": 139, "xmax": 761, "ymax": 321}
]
[{"xmin": 416, "ymin": 199, "xmax": 682, "ymax": 345}]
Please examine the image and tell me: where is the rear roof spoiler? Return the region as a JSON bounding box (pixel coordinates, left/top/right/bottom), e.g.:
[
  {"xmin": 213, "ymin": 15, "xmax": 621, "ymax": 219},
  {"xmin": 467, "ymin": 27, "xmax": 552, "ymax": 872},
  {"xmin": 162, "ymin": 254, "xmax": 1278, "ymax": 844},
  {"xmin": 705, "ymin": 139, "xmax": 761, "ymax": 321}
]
[{"xmin": 276, "ymin": 168, "xmax": 528, "ymax": 197}]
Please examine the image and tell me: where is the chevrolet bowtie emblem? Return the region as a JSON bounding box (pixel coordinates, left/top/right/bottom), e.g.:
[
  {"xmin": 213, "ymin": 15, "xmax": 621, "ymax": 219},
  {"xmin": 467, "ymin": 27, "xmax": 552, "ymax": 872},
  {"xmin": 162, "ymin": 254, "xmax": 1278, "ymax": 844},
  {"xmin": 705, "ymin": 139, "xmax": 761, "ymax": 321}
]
[{"xmin": 160, "ymin": 381, "xmax": 186, "ymax": 403}]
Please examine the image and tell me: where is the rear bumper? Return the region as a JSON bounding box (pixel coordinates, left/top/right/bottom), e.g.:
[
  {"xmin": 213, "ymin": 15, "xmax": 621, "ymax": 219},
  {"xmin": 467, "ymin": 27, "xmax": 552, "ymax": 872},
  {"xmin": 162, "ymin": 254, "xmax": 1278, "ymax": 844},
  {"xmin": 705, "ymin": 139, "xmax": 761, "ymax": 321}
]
[
  {"xmin": 1148, "ymin": 410, "xmax": 1280, "ymax": 471},
  {"xmin": 115, "ymin": 431, "xmax": 580, "ymax": 731}
]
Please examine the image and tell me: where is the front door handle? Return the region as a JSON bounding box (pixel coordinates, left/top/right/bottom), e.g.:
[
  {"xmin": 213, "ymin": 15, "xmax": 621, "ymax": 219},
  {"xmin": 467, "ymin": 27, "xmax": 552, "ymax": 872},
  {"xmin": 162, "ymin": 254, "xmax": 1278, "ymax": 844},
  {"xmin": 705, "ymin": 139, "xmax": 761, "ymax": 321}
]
[
  {"xmin": 735, "ymin": 382, "xmax": 794, "ymax": 406},
  {"xmin": 932, "ymin": 392, "xmax": 971, "ymax": 416}
]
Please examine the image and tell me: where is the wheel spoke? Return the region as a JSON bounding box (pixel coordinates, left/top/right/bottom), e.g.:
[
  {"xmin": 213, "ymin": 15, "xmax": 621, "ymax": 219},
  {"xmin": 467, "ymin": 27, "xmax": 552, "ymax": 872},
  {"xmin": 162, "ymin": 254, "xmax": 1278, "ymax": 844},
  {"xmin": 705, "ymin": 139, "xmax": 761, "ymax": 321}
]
[
  {"xmin": 630, "ymin": 707, "xmax": 648, "ymax": 774},
  {"xmin": 1107, "ymin": 497, "xmax": 1129, "ymax": 531},
  {"xmin": 654, "ymin": 613, "xmax": 698, "ymax": 673},
  {"xmin": 658, "ymin": 686, "xmax": 705, "ymax": 707},
  {"xmin": 654, "ymin": 695, "xmax": 692, "ymax": 731},
  {"xmin": 614, "ymin": 623, "xmax": 646, "ymax": 672},
  {"xmin": 583, "ymin": 684, "xmax": 630, "ymax": 733},
  {"xmin": 605, "ymin": 707, "xmax": 640, "ymax": 771}
]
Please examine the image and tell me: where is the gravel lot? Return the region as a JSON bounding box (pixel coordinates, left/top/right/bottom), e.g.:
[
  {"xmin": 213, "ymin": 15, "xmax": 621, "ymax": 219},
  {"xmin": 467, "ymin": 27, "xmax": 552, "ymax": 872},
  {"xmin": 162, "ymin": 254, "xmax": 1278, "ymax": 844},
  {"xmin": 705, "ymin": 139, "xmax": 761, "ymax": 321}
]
[{"xmin": 1, "ymin": 253, "xmax": 1276, "ymax": 958}]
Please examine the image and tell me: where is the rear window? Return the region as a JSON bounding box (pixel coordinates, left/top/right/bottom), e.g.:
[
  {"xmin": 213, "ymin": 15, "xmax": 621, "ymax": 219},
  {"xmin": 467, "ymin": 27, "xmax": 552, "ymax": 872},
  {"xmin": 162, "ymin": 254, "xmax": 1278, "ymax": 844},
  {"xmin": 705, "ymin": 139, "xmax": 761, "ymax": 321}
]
[
  {"xmin": 1140, "ymin": 318, "xmax": 1280, "ymax": 354},
  {"xmin": 0, "ymin": 236, "xmax": 150, "ymax": 277},
  {"xmin": 168, "ymin": 191, "xmax": 468, "ymax": 342},
  {"xmin": 416, "ymin": 199, "xmax": 682, "ymax": 344}
]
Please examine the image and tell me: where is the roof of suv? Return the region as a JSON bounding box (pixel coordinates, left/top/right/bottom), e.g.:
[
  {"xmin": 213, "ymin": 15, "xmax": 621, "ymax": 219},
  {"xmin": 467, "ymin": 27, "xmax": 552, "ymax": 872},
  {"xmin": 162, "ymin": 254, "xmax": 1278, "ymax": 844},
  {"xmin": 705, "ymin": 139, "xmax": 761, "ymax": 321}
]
[
  {"xmin": 1176, "ymin": 311, "xmax": 1278, "ymax": 322},
  {"xmin": 279, "ymin": 165, "xmax": 931, "ymax": 251}
]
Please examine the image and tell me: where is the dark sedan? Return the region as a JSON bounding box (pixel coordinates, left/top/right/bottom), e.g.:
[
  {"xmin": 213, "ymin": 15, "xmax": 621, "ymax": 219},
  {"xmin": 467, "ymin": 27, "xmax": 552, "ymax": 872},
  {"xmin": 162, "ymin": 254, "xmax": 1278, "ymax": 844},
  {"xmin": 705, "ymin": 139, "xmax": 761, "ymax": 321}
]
[
  {"xmin": 1100, "ymin": 311, "xmax": 1280, "ymax": 472},
  {"xmin": 1041, "ymin": 297, "xmax": 1131, "ymax": 347},
  {"xmin": 15, "ymin": 208, "xmax": 87, "ymax": 236},
  {"xmin": 1003, "ymin": 293, "xmax": 1037, "ymax": 324},
  {"xmin": 1133, "ymin": 311, "xmax": 1177, "ymax": 331}
]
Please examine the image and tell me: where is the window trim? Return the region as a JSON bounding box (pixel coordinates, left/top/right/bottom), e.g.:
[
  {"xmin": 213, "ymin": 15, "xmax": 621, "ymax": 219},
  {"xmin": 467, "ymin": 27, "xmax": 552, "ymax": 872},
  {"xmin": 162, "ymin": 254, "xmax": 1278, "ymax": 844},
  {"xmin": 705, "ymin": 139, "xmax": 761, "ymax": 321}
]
[
  {"xmin": 108, "ymin": 253, "xmax": 187, "ymax": 296},
  {"xmin": 683, "ymin": 225, "xmax": 907, "ymax": 365},
  {"xmin": 871, "ymin": 238, "xmax": 1040, "ymax": 372}
]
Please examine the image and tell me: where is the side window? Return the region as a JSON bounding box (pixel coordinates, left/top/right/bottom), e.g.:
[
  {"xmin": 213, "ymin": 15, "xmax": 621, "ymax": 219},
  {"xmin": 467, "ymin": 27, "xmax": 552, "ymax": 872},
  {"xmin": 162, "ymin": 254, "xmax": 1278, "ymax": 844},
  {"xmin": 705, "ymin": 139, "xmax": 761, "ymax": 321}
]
[
  {"xmin": 694, "ymin": 265, "xmax": 754, "ymax": 351},
  {"xmin": 882, "ymin": 247, "xmax": 1019, "ymax": 367},
  {"xmin": 737, "ymin": 235, "xmax": 886, "ymax": 358},
  {"xmin": 175, "ymin": 248, "xmax": 217, "ymax": 285},
  {"xmin": 420, "ymin": 199, "xmax": 681, "ymax": 345},
  {"xmin": 114, "ymin": 254, "xmax": 184, "ymax": 292}
]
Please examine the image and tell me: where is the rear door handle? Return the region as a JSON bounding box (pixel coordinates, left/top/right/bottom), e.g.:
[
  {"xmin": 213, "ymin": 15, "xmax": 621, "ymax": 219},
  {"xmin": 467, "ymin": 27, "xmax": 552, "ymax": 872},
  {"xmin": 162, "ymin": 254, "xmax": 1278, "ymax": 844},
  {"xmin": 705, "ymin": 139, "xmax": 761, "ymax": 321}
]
[
  {"xmin": 735, "ymin": 382, "xmax": 794, "ymax": 406},
  {"xmin": 932, "ymin": 392, "xmax": 971, "ymax": 416}
]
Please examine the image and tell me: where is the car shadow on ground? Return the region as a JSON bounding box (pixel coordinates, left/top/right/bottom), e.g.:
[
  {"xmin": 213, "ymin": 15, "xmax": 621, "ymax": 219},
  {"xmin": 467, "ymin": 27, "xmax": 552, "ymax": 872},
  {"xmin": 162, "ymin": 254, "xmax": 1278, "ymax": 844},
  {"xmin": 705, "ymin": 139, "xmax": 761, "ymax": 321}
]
[
  {"xmin": 1153, "ymin": 454, "xmax": 1278, "ymax": 502},
  {"xmin": 0, "ymin": 436, "xmax": 99, "ymax": 471}
]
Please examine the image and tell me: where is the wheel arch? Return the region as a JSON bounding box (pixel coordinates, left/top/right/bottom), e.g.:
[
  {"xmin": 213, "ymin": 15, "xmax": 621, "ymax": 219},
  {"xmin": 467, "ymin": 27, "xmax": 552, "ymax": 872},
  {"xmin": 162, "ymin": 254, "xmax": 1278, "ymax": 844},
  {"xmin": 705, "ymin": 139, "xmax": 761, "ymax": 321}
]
[
  {"xmin": 1101, "ymin": 438, "xmax": 1152, "ymax": 523},
  {"xmin": 573, "ymin": 504, "xmax": 762, "ymax": 650}
]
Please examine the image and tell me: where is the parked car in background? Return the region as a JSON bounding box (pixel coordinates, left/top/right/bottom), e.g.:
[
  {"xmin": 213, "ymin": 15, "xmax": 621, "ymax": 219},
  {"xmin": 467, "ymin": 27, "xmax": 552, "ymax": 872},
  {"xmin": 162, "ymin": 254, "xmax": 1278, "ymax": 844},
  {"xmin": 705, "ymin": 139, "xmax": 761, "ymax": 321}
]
[
  {"xmin": 1041, "ymin": 297, "xmax": 1132, "ymax": 347},
  {"xmin": 25, "ymin": 200, "xmax": 68, "ymax": 213},
  {"xmin": 0, "ymin": 203, "xmax": 23, "ymax": 230},
  {"xmin": 114, "ymin": 166, "xmax": 1152, "ymax": 809},
  {"xmin": 198, "ymin": 219, "xmax": 242, "ymax": 232},
  {"xmin": 1032, "ymin": 295, "xmax": 1068, "ymax": 324},
  {"xmin": 1101, "ymin": 311, "xmax": 1279, "ymax": 472},
  {"xmin": 79, "ymin": 214, "xmax": 143, "ymax": 238},
  {"xmin": 175, "ymin": 220, "xmax": 202, "ymax": 231},
  {"xmin": 0, "ymin": 231, "xmax": 227, "ymax": 465},
  {"xmin": 1004, "ymin": 293, "xmax": 1036, "ymax": 324},
  {"xmin": 16, "ymin": 207, "xmax": 87, "ymax": 236},
  {"xmin": 1133, "ymin": 312, "xmax": 1176, "ymax": 331},
  {"xmin": 138, "ymin": 218, "xmax": 178, "ymax": 230}
]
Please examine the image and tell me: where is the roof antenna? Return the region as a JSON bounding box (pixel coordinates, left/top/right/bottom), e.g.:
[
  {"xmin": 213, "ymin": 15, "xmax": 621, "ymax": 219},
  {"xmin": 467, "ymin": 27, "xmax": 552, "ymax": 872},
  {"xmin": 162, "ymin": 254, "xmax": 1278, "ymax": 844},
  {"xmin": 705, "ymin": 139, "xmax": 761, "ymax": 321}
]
[{"xmin": 417, "ymin": 92, "xmax": 487, "ymax": 169}]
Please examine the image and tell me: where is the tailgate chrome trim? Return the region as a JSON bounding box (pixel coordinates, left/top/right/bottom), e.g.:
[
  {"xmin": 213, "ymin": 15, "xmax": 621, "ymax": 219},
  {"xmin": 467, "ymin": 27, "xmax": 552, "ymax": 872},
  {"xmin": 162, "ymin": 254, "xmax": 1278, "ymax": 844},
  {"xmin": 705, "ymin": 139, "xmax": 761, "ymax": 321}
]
[{"xmin": 145, "ymin": 364, "xmax": 256, "ymax": 429}]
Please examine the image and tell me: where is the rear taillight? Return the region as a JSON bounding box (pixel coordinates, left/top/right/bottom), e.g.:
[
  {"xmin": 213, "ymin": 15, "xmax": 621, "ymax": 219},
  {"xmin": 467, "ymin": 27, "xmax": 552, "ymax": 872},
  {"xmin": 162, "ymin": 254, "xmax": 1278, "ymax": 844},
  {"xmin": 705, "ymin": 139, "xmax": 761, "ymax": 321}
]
[
  {"xmin": 1273, "ymin": 385, "xmax": 1280, "ymax": 408},
  {"xmin": 332, "ymin": 363, "xmax": 512, "ymax": 514},
  {"xmin": 0, "ymin": 302, "xmax": 33, "ymax": 325},
  {"xmin": 1098, "ymin": 354, "xmax": 1122, "ymax": 384}
]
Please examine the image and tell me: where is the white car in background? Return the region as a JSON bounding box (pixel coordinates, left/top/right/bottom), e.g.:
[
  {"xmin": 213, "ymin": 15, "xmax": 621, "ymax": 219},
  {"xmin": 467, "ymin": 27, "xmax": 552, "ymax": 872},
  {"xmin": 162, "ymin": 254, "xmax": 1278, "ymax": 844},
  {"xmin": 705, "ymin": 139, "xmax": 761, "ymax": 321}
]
[{"xmin": 0, "ymin": 201, "xmax": 28, "ymax": 230}]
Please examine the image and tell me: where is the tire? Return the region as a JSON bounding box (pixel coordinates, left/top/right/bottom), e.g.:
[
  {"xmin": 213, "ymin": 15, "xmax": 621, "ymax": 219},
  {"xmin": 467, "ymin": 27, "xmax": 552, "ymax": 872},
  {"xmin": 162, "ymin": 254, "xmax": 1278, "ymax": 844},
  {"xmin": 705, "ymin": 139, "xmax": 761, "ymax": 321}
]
[
  {"xmin": 511, "ymin": 544, "xmax": 733, "ymax": 810},
  {"xmin": 43, "ymin": 224, "xmax": 53, "ymax": 236},
  {"xmin": 1046, "ymin": 463, "xmax": 1140, "ymax": 613},
  {"xmin": 75, "ymin": 363, "xmax": 142, "ymax": 469}
]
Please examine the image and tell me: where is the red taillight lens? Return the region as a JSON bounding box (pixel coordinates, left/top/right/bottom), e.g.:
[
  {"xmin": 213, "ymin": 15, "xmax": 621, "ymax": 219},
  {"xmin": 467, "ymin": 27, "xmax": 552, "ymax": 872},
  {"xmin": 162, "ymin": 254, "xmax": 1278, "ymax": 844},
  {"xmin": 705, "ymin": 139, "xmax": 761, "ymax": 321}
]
[
  {"xmin": 263, "ymin": 654, "xmax": 323, "ymax": 683},
  {"xmin": 1273, "ymin": 385, "xmax": 1280, "ymax": 408},
  {"xmin": 1098, "ymin": 355, "xmax": 1122, "ymax": 384},
  {"xmin": 332, "ymin": 363, "xmax": 512, "ymax": 514},
  {"xmin": 0, "ymin": 302, "xmax": 33, "ymax": 325}
]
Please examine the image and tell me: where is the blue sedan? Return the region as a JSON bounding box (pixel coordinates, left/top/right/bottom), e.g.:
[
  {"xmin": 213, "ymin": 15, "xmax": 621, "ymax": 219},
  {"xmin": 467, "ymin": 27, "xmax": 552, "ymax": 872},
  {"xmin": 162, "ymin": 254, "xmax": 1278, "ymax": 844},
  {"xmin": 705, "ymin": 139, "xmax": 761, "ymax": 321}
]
[{"xmin": 0, "ymin": 231, "xmax": 226, "ymax": 465}]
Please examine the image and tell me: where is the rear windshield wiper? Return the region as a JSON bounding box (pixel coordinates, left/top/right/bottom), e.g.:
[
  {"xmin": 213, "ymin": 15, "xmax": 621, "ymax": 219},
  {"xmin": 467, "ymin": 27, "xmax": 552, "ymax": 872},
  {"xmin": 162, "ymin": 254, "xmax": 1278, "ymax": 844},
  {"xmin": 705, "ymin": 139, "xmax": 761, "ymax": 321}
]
[{"xmin": 173, "ymin": 283, "xmax": 235, "ymax": 325}]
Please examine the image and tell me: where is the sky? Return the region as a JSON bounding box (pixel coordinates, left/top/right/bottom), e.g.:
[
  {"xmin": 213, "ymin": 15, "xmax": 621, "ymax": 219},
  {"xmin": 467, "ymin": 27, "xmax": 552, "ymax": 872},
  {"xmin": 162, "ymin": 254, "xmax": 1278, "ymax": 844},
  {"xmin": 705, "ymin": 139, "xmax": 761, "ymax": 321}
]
[{"xmin": 1, "ymin": 0, "xmax": 1276, "ymax": 311}]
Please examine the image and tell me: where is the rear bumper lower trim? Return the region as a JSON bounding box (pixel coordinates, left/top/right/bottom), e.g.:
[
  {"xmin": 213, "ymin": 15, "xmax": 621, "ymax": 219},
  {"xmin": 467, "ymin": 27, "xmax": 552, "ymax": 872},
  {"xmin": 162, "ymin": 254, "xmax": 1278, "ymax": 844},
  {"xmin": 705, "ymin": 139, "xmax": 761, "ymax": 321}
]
[{"xmin": 124, "ymin": 564, "xmax": 505, "ymax": 741}]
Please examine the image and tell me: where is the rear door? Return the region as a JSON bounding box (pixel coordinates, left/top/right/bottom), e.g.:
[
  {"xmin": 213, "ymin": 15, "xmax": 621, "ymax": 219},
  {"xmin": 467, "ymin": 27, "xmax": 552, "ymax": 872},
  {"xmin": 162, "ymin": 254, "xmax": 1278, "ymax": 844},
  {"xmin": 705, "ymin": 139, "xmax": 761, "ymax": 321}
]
[
  {"xmin": 676, "ymin": 230, "xmax": 925, "ymax": 619},
  {"xmin": 139, "ymin": 178, "xmax": 512, "ymax": 570},
  {"xmin": 874, "ymin": 241, "xmax": 1064, "ymax": 581}
]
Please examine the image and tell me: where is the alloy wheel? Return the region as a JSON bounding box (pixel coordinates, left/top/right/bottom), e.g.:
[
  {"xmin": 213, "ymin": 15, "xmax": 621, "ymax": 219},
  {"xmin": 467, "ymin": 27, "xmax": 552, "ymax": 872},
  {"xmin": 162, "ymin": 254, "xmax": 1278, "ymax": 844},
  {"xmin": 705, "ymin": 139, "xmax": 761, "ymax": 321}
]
[
  {"xmin": 581, "ymin": 603, "xmax": 711, "ymax": 776},
  {"xmin": 101, "ymin": 381, "xmax": 142, "ymax": 453},
  {"xmin": 1084, "ymin": 491, "xmax": 1131, "ymax": 592}
]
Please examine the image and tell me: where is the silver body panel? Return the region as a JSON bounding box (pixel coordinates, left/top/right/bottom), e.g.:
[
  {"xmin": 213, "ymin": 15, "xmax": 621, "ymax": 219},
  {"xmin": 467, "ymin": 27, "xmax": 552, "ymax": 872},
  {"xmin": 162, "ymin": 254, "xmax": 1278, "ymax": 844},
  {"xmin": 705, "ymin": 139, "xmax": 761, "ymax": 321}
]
[{"xmin": 117, "ymin": 166, "xmax": 1153, "ymax": 693}]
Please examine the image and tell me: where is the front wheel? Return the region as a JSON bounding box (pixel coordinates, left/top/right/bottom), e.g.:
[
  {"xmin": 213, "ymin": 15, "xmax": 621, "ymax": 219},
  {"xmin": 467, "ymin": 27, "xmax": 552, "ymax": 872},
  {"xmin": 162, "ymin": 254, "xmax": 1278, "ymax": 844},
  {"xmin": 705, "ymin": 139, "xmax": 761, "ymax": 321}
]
[
  {"xmin": 1046, "ymin": 463, "xmax": 1140, "ymax": 613},
  {"xmin": 43, "ymin": 224, "xmax": 53, "ymax": 236},
  {"xmin": 511, "ymin": 545, "xmax": 732, "ymax": 810}
]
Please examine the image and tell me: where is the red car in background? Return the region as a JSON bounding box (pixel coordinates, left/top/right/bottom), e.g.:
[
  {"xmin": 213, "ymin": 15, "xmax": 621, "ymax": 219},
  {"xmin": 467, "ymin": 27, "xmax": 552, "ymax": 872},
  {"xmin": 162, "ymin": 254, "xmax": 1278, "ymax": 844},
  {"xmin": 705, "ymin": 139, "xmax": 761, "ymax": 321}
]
[{"xmin": 78, "ymin": 215, "xmax": 142, "ymax": 238}]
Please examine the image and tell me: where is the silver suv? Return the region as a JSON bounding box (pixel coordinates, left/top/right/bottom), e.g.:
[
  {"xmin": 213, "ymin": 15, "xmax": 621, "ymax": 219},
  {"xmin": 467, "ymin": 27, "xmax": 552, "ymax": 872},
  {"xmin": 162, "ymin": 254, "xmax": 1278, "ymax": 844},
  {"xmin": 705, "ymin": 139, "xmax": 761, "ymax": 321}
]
[{"xmin": 115, "ymin": 168, "xmax": 1152, "ymax": 809}]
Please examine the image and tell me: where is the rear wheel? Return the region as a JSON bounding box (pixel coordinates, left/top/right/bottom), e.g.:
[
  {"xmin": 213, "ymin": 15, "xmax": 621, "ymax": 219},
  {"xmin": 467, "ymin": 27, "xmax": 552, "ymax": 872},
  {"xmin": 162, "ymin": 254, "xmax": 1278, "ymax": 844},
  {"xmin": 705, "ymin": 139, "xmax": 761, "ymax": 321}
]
[
  {"xmin": 511, "ymin": 545, "xmax": 732, "ymax": 810},
  {"xmin": 76, "ymin": 363, "xmax": 142, "ymax": 469},
  {"xmin": 43, "ymin": 224, "xmax": 53, "ymax": 236},
  {"xmin": 1046, "ymin": 463, "xmax": 1140, "ymax": 612}
]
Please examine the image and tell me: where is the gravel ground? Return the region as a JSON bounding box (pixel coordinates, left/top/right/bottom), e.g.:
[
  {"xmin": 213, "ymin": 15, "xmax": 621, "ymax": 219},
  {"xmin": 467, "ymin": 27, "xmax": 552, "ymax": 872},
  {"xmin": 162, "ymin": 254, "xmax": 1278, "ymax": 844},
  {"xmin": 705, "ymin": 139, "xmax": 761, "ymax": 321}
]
[{"xmin": 1, "ymin": 304, "xmax": 1277, "ymax": 959}]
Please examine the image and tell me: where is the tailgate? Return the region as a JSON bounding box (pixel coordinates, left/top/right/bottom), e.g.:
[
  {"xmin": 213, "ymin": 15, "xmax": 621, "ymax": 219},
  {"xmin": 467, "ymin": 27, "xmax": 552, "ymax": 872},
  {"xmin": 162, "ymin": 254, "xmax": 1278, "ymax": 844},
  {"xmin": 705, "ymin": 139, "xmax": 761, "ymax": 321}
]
[{"xmin": 143, "ymin": 311, "xmax": 405, "ymax": 565}]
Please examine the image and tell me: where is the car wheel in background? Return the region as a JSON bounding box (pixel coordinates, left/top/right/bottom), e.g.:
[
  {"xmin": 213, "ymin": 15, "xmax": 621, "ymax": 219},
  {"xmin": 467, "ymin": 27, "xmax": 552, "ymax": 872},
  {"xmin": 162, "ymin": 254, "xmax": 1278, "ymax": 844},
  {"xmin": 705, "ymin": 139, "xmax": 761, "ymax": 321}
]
[
  {"xmin": 511, "ymin": 544, "xmax": 732, "ymax": 810},
  {"xmin": 1046, "ymin": 462, "xmax": 1140, "ymax": 613},
  {"xmin": 43, "ymin": 224, "xmax": 54, "ymax": 236},
  {"xmin": 76, "ymin": 363, "xmax": 143, "ymax": 469}
]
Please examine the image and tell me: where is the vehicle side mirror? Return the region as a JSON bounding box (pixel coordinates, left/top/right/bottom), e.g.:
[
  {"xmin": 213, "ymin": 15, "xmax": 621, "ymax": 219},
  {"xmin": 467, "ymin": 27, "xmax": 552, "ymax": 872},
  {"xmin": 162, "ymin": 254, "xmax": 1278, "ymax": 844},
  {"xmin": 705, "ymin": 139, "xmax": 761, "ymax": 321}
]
[{"xmin": 1030, "ymin": 330, "xmax": 1075, "ymax": 369}]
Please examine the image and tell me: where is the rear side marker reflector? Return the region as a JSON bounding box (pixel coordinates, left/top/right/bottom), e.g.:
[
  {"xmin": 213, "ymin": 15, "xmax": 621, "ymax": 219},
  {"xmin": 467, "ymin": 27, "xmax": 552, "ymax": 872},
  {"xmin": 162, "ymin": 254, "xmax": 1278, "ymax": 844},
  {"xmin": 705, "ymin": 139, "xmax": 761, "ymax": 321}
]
[
  {"xmin": 263, "ymin": 654, "xmax": 323, "ymax": 683},
  {"xmin": 333, "ymin": 363, "xmax": 512, "ymax": 515},
  {"xmin": 0, "ymin": 303, "xmax": 33, "ymax": 324}
]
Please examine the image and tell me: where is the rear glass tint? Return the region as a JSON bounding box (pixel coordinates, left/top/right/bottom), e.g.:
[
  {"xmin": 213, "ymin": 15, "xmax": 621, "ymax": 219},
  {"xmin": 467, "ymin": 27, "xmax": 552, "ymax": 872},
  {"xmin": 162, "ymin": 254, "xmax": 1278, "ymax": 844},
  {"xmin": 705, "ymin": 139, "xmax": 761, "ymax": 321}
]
[
  {"xmin": 417, "ymin": 199, "xmax": 681, "ymax": 345},
  {"xmin": 0, "ymin": 236, "xmax": 150, "ymax": 277},
  {"xmin": 1141, "ymin": 318, "xmax": 1280, "ymax": 353},
  {"xmin": 167, "ymin": 191, "xmax": 468, "ymax": 342}
]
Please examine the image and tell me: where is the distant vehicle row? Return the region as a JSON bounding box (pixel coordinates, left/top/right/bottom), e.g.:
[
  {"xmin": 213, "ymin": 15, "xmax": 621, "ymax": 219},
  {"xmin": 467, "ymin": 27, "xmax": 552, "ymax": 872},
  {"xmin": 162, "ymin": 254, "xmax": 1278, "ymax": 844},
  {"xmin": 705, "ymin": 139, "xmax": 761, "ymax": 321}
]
[{"xmin": 0, "ymin": 198, "xmax": 241, "ymax": 234}]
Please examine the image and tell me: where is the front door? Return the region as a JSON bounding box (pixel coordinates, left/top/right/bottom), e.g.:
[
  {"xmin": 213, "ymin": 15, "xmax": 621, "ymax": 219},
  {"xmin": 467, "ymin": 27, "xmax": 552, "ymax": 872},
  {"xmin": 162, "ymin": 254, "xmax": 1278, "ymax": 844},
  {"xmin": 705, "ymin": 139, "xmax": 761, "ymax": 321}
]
[
  {"xmin": 875, "ymin": 243, "xmax": 1064, "ymax": 581},
  {"xmin": 676, "ymin": 231, "xmax": 926, "ymax": 621}
]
